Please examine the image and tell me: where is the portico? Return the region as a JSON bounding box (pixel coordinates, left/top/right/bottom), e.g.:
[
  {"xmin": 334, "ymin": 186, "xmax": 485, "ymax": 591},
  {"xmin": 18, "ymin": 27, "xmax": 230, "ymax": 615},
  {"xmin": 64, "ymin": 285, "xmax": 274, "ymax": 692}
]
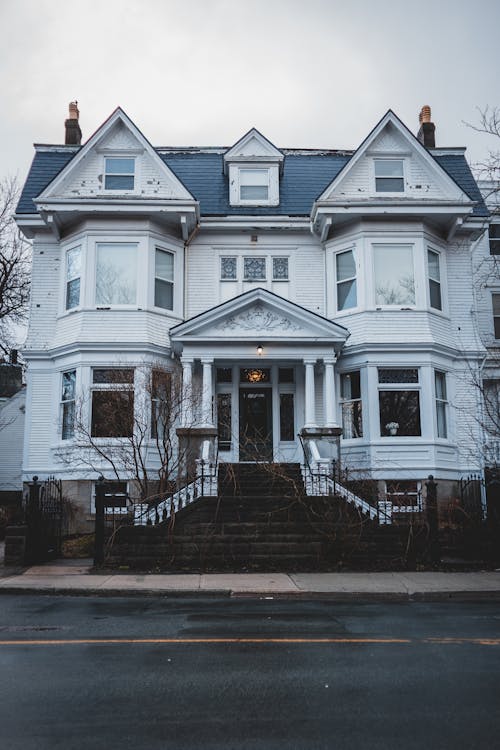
[{"xmin": 170, "ymin": 288, "xmax": 349, "ymax": 463}]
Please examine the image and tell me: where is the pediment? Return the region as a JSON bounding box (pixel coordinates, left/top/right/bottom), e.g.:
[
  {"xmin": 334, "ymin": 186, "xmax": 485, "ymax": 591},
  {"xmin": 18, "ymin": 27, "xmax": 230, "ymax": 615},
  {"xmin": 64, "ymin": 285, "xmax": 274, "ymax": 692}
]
[
  {"xmin": 171, "ymin": 288, "xmax": 349, "ymax": 344},
  {"xmin": 318, "ymin": 111, "xmax": 470, "ymax": 205},
  {"xmin": 224, "ymin": 128, "xmax": 284, "ymax": 174},
  {"xmin": 37, "ymin": 108, "xmax": 194, "ymax": 203}
]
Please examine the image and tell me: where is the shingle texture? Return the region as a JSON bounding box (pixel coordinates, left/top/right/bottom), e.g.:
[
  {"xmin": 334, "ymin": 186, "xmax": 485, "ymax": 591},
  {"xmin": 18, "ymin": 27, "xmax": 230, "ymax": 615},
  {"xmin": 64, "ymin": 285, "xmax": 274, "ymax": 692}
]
[{"xmin": 16, "ymin": 145, "xmax": 487, "ymax": 217}]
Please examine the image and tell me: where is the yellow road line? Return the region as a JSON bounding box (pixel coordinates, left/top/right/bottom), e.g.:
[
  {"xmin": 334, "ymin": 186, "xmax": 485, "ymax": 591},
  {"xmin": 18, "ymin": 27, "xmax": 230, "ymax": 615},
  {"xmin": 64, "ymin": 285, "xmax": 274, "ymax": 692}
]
[{"xmin": 0, "ymin": 636, "xmax": 498, "ymax": 646}]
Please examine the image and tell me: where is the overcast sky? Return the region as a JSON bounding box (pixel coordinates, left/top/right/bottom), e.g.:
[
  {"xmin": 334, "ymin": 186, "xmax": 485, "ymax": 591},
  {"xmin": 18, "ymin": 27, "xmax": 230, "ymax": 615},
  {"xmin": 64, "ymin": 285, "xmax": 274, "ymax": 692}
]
[{"xmin": 1, "ymin": 0, "xmax": 499, "ymax": 186}]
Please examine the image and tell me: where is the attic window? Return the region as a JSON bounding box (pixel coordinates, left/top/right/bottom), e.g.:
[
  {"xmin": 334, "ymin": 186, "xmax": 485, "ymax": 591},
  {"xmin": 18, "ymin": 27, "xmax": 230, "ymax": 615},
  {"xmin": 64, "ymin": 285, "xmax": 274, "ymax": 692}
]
[
  {"xmin": 104, "ymin": 158, "xmax": 135, "ymax": 190},
  {"xmin": 374, "ymin": 159, "xmax": 404, "ymax": 193},
  {"xmin": 239, "ymin": 169, "xmax": 269, "ymax": 201}
]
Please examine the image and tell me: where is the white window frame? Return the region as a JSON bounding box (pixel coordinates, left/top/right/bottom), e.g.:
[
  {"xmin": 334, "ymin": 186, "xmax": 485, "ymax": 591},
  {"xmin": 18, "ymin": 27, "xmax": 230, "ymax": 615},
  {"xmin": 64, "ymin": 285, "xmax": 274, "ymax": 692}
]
[
  {"xmin": 489, "ymin": 221, "xmax": 500, "ymax": 256},
  {"xmin": 65, "ymin": 245, "xmax": 82, "ymax": 311},
  {"xmin": 434, "ymin": 370, "xmax": 448, "ymax": 439},
  {"xmin": 90, "ymin": 368, "xmax": 135, "ymax": 439},
  {"xmin": 243, "ymin": 256, "xmax": 267, "ymax": 282},
  {"xmin": 103, "ymin": 156, "xmax": 136, "ymax": 192},
  {"xmin": 229, "ymin": 164, "xmax": 280, "ymax": 206},
  {"xmin": 372, "ymin": 243, "xmax": 416, "ymax": 308},
  {"xmin": 492, "ymin": 291, "xmax": 500, "ymax": 339},
  {"xmin": 340, "ymin": 370, "xmax": 363, "ymax": 439},
  {"xmin": 220, "ymin": 256, "xmax": 238, "ymax": 281},
  {"xmin": 427, "ymin": 247, "xmax": 442, "ymax": 311},
  {"xmin": 335, "ymin": 247, "xmax": 358, "ymax": 312},
  {"xmin": 154, "ymin": 247, "xmax": 174, "ymax": 311},
  {"xmin": 272, "ymin": 257, "xmax": 289, "ymax": 282},
  {"xmin": 60, "ymin": 370, "xmax": 76, "ymax": 441},
  {"xmin": 94, "ymin": 242, "xmax": 139, "ymax": 308},
  {"xmin": 373, "ymin": 158, "xmax": 406, "ymax": 195},
  {"xmin": 377, "ymin": 368, "xmax": 422, "ymax": 438}
]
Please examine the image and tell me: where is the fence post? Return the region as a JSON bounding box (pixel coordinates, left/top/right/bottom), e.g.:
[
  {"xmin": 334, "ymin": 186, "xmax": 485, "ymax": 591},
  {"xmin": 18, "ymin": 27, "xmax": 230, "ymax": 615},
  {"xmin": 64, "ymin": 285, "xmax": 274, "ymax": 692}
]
[
  {"xmin": 26, "ymin": 476, "xmax": 41, "ymax": 563},
  {"xmin": 425, "ymin": 475, "xmax": 440, "ymax": 564},
  {"xmin": 94, "ymin": 475, "xmax": 106, "ymax": 566}
]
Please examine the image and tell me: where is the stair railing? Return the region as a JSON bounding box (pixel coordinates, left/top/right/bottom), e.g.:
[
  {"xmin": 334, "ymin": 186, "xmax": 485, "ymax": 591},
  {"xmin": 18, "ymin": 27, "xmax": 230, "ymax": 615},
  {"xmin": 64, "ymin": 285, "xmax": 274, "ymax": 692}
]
[{"xmin": 134, "ymin": 438, "xmax": 219, "ymax": 526}]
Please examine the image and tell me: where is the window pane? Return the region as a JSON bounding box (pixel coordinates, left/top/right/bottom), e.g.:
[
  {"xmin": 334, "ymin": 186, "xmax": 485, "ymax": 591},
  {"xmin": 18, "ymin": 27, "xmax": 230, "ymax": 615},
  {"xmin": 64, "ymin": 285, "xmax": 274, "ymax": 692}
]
[
  {"xmin": 244, "ymin": 257, "xmax": 266, "ymax": 280},
  {"xmin": 91, "ymin": 391, "xmax": 134, "ymax": 437},
  {"xmin": 341, "ymin": 371, "xmax": 361, "ymax": 399},
  {"xmin": 221, "ymin": 257, "xmax": 237, "ymax": 280},
  {"xmin": 429, "ymin": 279, "xmax": 441, "ymax": 309},
  {"xmin": 155, "ymin": 249, "xmax": 173, "ymax": 281},
  {"xmin": 436, "ymin": 402, "xmax": 447, "ymax": 438},
  {"xmin": 93, "ymin": 369, "xmax": 134, "ymax": 384},
  {"xmin": 278, "ymin": 368, "xmax": 294, "ymax": 383},
  {"xmin": 374, "ymin": 245, "xmax": 415, "ymax": 305},
  {"xmin": 217, "ymin": 393, "xmax": 232, "ymax": 450},
  {"xmin": 435, "ymin": 371, "xmax": 446, "ymax": 400},
  {"xmin": 375, "ymin": 177, "xmax": 404, "ymax": 192},
  {"xmin": 66, "ymin": 277, "xmax": 80, "ymax": 310},
  {"xmin": 336, "ymin": 250, "xmax": 356, "ymax": 281},
  {"xmin": 217, "ymin": 368, "xmax": 233, "ymax": 383},
  {"xmin": 489, "ymin": 225, "xmax": 500, "ymax": 255},
  {"xmin": 273, "ymin": 257, "xmax": 289, "ymax": 280},
  {"xmin": 375, "ymin": 160, "xmax": 403, "ymax": 177},
  {"xmin": 155, "ymin": 278, "xmax": 173, "ymax": 310},
  {"xmin": 240, "ymin": 169, "xmax": 268, "ymax": 185},
  {"xmin": 493, "ymin": 294, "xmax": 500, "ymax": 316},
  {"xmin": 105, "ymin": 158, "xmax": 135, "ymax": 174},
  {"xmin": 62, "ymin": 370, "xmax": 76, "ymax": 400},
  {"xmin": 104, "ymin": 175, "xmax": 134, "ymax": 190},
  {"xmin": 66, "ymin": 247, "xmax": 81, "ymax": 280},
  {"xmin": 428, "ymin": 249, "xmax": 440, "ymax": 281},
  {"xmin": 378, "ymin": 368, "xmax": 418, "ymax": 383},
  {"xmin": 342, "ymin": 401, "xmax": 363, "ymax": 438},
  {"xmin": 240, "ymin": 185, "xmax": 269, "ymax": 200},
  {"xmin": 280, "ymin": 393, "xmax": 295, "ymax": 441},
  {"xmin": 96, "ymin": 244, "xmax": 137, "ymax": 304},
  {"xmin": 337, "ymin": 279, "xmax": 357, "ymax": 311},
  {"xmin": 62, "ymin": 401, "xmax": 75, "ymax": 440},
  {"xmin": 379, "ymin": 391, "xmax": 421, "ymax": 436}
]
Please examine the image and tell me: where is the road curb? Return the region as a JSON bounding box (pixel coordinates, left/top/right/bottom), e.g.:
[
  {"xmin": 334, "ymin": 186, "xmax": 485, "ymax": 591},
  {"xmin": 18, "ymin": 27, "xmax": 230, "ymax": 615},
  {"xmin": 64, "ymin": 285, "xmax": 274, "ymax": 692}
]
[{"xmin": 0, "ymin": 586, "xmax": 499, "ymax": 601}]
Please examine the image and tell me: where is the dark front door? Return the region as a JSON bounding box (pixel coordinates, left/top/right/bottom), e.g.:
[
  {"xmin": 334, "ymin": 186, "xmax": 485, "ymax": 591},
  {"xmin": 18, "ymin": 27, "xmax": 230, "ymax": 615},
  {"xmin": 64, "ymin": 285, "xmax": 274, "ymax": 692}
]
[{"xmin": 239, "ymin": 389, "xmax": 273, "ymax": 461}]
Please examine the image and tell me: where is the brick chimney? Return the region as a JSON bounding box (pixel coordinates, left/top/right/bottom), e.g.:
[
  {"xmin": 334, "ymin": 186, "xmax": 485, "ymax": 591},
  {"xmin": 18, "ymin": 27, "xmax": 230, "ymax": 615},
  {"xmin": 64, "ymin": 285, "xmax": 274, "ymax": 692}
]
[
  {"xmin": 417, "ymin": 105, "xmax": 435, "ymax": 148},
  {"xmin": 65, "ymin": 101, "xmax": 82, "ymax": 145}
]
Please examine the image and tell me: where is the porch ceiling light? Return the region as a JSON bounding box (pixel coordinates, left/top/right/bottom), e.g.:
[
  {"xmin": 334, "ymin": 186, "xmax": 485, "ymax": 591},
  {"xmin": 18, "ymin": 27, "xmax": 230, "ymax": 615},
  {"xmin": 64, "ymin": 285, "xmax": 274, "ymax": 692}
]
[{"xmin": 257, "ymin": 344, "xmax": 263, "ymax": 356}]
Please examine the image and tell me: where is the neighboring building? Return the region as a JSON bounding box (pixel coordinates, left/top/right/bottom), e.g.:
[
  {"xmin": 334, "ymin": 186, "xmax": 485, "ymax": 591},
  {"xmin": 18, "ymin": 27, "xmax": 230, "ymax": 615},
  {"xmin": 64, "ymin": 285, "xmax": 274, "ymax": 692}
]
[
  {"xmin": 0, "ymin": 360, "xmax": 25, "ymax": 504},
  {"xmin": 15, "ymin": 103, "xmax": 493, "ymax": 530}
]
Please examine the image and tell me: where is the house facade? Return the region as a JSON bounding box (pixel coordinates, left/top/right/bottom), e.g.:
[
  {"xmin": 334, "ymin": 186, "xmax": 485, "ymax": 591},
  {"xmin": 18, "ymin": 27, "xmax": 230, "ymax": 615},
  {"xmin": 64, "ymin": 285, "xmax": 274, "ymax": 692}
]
[{"xmin": 15, "ymin": 103, "xmax": 494, "ymax": 530}]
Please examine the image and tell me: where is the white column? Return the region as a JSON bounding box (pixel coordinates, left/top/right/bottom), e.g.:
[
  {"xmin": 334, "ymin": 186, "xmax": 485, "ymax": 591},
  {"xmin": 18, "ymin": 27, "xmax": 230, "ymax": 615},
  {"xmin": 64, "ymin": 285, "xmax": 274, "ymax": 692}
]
[
  {"xmin": 181, "ymin": 358, "xmax": 194, "ymax": 426},
  {"xmin": 201, "ymin": 358, "xmax": 214, "ymax": 427},
  {"xmin": 324, "ymin": 357, "xmax": 338, "ymax": 427},
  {"xmin": 304, "ymin": 359, "xmax": 317, "ymax": 428}
]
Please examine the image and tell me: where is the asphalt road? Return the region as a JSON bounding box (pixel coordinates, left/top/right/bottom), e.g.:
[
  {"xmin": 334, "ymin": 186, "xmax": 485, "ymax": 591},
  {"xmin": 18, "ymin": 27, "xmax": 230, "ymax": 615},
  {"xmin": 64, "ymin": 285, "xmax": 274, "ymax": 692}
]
[{"xmin": 0, "ymin": 595, "xmax": 499, "ymax": 750}]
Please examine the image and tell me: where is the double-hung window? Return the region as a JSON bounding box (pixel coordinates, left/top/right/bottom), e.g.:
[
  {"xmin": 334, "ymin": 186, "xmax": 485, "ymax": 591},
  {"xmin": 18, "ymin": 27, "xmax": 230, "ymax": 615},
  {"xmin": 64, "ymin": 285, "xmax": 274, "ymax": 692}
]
[
  {"xmin": 95, "ymin": 243, "xmax": 137, "ymax": 305},
  {"xmin": 154, "ymin": 248, "xmax": 174, "ymax": 310},
  {"xmin": 374, "ymin": 159, "xmax": 404, "ymax": 193},
  {"xmin": 104, "ymin": 158, "xmax": 135, "ymax": 190},
  {"xmin": 91, "ymin": 368, "xmax": 135, "ymax": 438},
  {"xmin": 65, "ymin": 246, "xmax": 81, "ymax": 310},
  {"xmin": 61, "ymin": 370, "xmax": 76, "ymax": 440},
  {"xmin": 489, "ymin": 223, "xmax": 500, "ymax": 255},
  {"xmin": 239, "ymin": 169, "xmax": 269, "ymax": 202},
  {"xmin": 340, "ymin": 371, "xmax": 363, "ymax": 438},
  {"xmin": 493, "ymin": 293, "xmax": 500, "ymax": 339},
  {"xmin": 378, "ymin": 368, "xmax": 421, "ymax": 437},
  {"xmin": 435, "ymin": 371, "xmax": 448, "ymax": 438},
  {"xmin": 374, "ymin": 245, "xmax": 415, "ymax": 306},
  {"xmin": 427, "ymin": 249, "xmax": 442, "ymax": 310},
  {"xmin": 336, "ymin": 249, "xmax": 357, "ymax": 311}
]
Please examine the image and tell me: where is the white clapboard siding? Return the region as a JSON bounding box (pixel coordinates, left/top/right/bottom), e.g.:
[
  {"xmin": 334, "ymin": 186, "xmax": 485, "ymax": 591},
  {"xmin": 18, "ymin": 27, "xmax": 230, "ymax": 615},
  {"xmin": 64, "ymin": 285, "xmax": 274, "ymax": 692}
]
[
  {"xmin": 25, "ymin": 243, "xmax": 60, "ymax": 351},
  {"xmin": 25, "ymin": 372, "xmax": 53, "ymax": 470},
  {"xmin": 0, "ymin": 390, "xmax": 26, "ymax": 491}
]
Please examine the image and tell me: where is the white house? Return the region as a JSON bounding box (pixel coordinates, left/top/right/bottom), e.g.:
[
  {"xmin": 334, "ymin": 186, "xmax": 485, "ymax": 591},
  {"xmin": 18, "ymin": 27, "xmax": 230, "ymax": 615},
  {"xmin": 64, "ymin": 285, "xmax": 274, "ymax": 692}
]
[{"xmin": 15, "ymin": 103, "xmax": 495, "ymax": 530}]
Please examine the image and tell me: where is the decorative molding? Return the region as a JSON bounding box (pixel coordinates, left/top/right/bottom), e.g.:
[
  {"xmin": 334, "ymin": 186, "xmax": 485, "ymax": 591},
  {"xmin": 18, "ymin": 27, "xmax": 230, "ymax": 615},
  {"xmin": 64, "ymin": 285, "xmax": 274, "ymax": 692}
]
[{"xmin": 218, "ymin": 304, "xmax": 302, "ymax": 333}]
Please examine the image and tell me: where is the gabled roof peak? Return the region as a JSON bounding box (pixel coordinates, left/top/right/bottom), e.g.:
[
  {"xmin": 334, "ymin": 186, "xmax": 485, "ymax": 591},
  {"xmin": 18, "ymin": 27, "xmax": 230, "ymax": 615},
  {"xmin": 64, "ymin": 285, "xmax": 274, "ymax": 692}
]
[{"xmin": 224, "ymin": 127, "xmax": 284, "ymax": 174}]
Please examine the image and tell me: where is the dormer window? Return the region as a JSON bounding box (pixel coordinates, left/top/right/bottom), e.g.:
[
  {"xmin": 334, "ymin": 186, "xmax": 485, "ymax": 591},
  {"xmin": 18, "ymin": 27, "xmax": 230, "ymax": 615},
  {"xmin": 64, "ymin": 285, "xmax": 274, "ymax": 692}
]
[
  {"xmin": 239, "ymin": 169, "xmax": 269, "ymax": 201},
  {"xmin": 104, "ymin": 157, "xmax": 135, "ymax": 190},
  {"xmin": 374, "ymin": 159, "xmax": 404, "ymax": 193}
]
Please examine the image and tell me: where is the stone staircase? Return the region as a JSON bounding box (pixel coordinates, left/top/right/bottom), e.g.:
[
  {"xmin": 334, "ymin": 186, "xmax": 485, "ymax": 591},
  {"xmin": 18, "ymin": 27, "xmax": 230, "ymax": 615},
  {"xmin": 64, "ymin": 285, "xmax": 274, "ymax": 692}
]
[{"xmin": 111, "ymin": 463, "xmax": 425, "ymax": 571}]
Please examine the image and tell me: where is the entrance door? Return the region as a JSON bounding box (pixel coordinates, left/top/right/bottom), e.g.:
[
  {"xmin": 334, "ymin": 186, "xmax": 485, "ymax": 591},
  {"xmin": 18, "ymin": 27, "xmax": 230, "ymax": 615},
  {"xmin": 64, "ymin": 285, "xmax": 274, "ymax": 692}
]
[{"xmin": 239, "ymin": 389, "xmax": 273, "ymax": 461}]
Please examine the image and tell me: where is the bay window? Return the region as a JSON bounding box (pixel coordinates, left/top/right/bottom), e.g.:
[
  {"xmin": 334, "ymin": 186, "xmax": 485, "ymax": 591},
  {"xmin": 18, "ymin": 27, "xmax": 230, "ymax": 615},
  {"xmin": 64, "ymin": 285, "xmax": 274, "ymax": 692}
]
[
  {"xmin": 95, "ymin": 243, "xmax": 137, "ymax": 305},
  {"xmin": 374, "ymin": 245, "xmax": 415, "ymax": 306}
]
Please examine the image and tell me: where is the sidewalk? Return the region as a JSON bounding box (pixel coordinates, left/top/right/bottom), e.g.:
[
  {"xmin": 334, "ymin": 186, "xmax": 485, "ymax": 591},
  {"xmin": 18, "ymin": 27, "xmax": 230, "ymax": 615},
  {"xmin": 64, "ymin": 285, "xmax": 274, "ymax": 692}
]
[{"xmin": 1, "ymin": 556, "xmax": 500, "ymax": 600}]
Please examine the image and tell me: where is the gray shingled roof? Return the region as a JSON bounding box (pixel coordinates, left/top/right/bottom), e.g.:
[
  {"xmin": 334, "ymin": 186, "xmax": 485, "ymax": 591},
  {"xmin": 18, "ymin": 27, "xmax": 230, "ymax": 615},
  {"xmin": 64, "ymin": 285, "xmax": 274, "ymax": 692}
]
[{"xmin": 16, "ymin": 146, "xmax": 487, "ymax": 217}]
